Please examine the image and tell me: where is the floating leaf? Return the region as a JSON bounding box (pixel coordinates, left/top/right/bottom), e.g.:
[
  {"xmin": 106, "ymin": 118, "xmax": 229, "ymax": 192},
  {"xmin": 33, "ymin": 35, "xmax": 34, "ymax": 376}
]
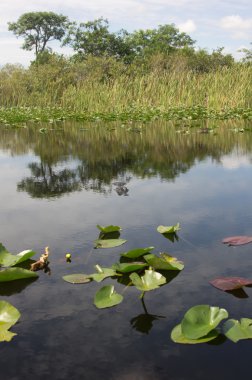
[
  {"xmin": 96, "ymin": 225, "xmax": 122, "ymax": 233},
  {"xmin": 222, "ymin": 236, "xmax": 252, "ymax": 246},
  {"xmin": 223, "ymin": 318, "xmax": 252, "ymax": 343},
  {"xmin": 112, "ymin": 262, "xmax": 148, "ymax": 273},
  {"xmin": 144, "ymin": 253, "xmax": 184, "ymax": 271},
  {"xmin": 210, "ymin": 277, "xmax": 252, "ymax": 292},
  {"xmin": 0, "ymin": 300, "xmax": 21, "ymax": 342},
  {"xmin": 62, "ymin": 274, "xmax": 91, "ymax": 284},
  {"xmin": 0, "ymin": 268, "xmax": 38, "ymax": 282},
  {"xmin": 94, "ymin": 285, "xmax": 123, "ymax": 309},
  {"xmin": 171, "ymin": 324, "xmax": 219, "ymax": 344},
  {"xmin": 89, "ymin": 265, "xmax": 117, "ymax": 282},
  {"xmin": 129, "ymin": 269, "xmax": 166, "ymax": 291},
  {"xmin": 157, "ymin": 223, "xmax": 180, "ymax": 234},
  {"xmin": 181, "ymin": 305, "xmax": 228, "ymax": 339},
  {"xmin": 94, "ymin": 239, "xmax": 127, "ymax": 249},
  {"xmin": 0, "ymin": 244, "xmax": 36, "ymax": 267},
  {"xmin": 121, "ymin": 247, "xmax": 154, "ymax": 259}
]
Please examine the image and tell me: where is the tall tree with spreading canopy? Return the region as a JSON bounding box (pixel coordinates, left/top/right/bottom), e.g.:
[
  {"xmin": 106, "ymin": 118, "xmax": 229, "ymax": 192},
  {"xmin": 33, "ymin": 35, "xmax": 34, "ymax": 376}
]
[
  {"xmin": 126, "ymin": 24, "xmax": 195, "ymax": 56},
  {"xmin": 63, "ymin": 18, "xmax": 134, "ymax": 62},
  {"xmin": 8, "ymin": 12, "xmax": 69, "ymax": 58}
]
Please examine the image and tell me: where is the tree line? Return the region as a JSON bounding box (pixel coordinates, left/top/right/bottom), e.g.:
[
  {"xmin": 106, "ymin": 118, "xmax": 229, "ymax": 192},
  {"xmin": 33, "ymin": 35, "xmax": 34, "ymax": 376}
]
[{"xmin": 7, "ymin": 11, "xmax": 252, "ymax": 72}]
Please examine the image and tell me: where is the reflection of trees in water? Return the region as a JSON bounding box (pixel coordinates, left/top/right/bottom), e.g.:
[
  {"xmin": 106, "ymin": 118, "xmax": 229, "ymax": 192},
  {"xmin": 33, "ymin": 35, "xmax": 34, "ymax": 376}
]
[
  {"xmin": 2, "ymin": 119, "xmax": 252, "ymax": 198},
  {"xmin": 17, "ymin": 162, "xmax": 82, "ymax": 198}
]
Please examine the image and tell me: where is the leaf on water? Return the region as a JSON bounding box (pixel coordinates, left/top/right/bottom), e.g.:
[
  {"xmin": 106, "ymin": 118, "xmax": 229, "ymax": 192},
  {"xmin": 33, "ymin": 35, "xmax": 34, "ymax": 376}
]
[
  {"xmin": 210, "ymin": 277, "xmax": 252, "ymax": 291},
  {"xmin": 171, "ymin": 324, "xmax": 219, "ymax": 344},
  {"xmin": 144, "ymin": 253, "xmax": 184, "ymax": 271},
  {"xmin": 0, "ymin": 267, "xmax": 38, "ymax": 282},
  {"xmin": 157, "ymin": 223, "xmax": 180, "ymax": 234},
  {"xmin": 223, "ymin": 318, "xmax": 252, "ymax": 343},
  {"xmin": 62, "ymin": 274, "xmax": 91, "ymax": 284},
  {"xmin": 94, "ymin": 239, "xmax": 127, "ymax": 249},
  {"xmin": 121, "ymin": 247, "xmax": 155, "ymax": 259},
  {"xmin": 89, "ymin": 266, "xmax": 117, "ymax": 282},
  {"xmin": 96, "ymin": 225, "xmax": 122, "ymax": 233},
  {"xmin": 0, "ymin": 243, "xmax": 36, "ymax": 267},
  {"xmin": 222, "ymin": 236, "xmax": 252, "ymax": 246},
  {"xmin": 112, "ymin": 262, "xmax": 148, "ymax": 273},
  {"xmin": 0, "ymin": 300, "xmax": 21, "ymax": 342},
  {"xmin": 129, "ymin": 269, "xmax": 166, "ymax": 291},
  {"xmin": 181, "ymin": 305, "xmax": 228, "ymax": 340},
  {"xmin": 94, "ymin": 285, "xmax": 123, "ymax": 309}
]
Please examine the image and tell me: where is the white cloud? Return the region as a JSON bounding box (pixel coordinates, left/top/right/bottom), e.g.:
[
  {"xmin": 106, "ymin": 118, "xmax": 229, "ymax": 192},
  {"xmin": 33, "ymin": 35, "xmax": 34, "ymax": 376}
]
[
  {"xmin": 220, "ymin": 15, "xmax": 252, "ymax": 40},
  {"xmin": 178, "ymin": 19, "xmax": 196, "ymax": 33},
  {"xmin": 220, "ymin": 15, "xmax": 252, "ymax": 30},
  {"xmin": 221, "ymin": 155, "xmax": 251, "ymax": 170}
]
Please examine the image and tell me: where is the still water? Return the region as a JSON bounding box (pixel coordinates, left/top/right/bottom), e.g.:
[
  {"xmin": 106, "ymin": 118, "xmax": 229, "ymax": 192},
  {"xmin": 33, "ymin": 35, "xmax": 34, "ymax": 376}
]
[{"xmin": 1, "ymin": 119, "xmax": 252, "ymax": 380}]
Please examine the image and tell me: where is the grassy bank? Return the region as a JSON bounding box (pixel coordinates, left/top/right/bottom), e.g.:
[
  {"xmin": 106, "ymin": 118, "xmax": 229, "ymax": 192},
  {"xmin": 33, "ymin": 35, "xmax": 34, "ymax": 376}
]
[{"xmin": 0, "ymin": 56, "xmax": 251, "ymax": 123}]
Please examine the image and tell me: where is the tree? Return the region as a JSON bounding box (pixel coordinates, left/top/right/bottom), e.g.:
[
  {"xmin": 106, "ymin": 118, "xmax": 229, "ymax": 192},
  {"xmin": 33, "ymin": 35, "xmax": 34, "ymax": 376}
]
[
  {"xmin": 8, "ymin": 12, "xmax": 69, "ymax": 58},
  {"xmin": 64, "ymin": 18, "xmax": 134, "ymax": 62},
  {"xmin": 126, "ymin": 24, "xmax": 195, "ymax": 57}
]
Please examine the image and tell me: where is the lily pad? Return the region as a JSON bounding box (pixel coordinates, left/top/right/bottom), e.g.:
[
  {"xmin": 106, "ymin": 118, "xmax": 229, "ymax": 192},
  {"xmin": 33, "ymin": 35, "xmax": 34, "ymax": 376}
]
[
  {"xmin": 157, "ymin": 223, "xmax": 180, "ymax": 234},
  {"xmin": 181, "ymin": 305, "xmax": 228, "ymax": 339},
  {"xmin": 121, "ymin": 247, "xmax": 155, "ymax": 259},
  {"xmin": 0, "ymin": 268, "xmax": 38, "ymax": 282},
  {"xmin": 222, "ymin": 236, "xmax": 252, "ymax": 246},
  {"xmin": 94, "ymin": 285, "xmax": 123, "ymax": 309},
  {"xmin": 210, "ymin": 277, "xmax": 252, "ymax": 292},
  {"xmin": 0, "ymin": 243, "xmax": 36, "ymax": 267},
  {"xmin": 62, "ymin": 274, "xmax": 91, "ymax": 284},
  {"xmin": 89, "ymin": 265, "xmax": 117, "ymax": 282},
  {"xmin": 129, "ymin": 269, "xmax": 166, "ymax": 291},
  {"xmin": 94, "ymin": 239, "xmax": 127, "ymax": 249},
  {"xmin": 0, "ymin": 300, "xmax": 21, "ymax": 342},
  {"xmin": 171, "ymin": 324, "xmax": 219, "ymax": 344},
  {"xmin": 112, "ymin": 262, "xmax": 148, "ymax": 273},
  {"xmin": 96, "ymin": 225, "xmax": 122, "ymax": 233},
  {"xmin": 144, "ymin": 253, "xmax": 184, "ymax": 271},
  {"xmin": 223, "ymin": 318, "xmax": 252, "ymax": 343}
]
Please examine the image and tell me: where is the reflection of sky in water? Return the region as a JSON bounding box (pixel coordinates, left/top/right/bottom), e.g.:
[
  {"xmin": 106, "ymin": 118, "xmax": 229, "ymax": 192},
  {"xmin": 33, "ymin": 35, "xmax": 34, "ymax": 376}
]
[{"xmin": 1, "ymin": 125, "xmax": 252, "ymax": 379}]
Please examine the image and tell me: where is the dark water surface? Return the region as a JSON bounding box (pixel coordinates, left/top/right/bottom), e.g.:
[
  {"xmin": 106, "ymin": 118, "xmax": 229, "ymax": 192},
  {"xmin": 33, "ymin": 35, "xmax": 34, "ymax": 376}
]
[{"xmin": 1, "ymin": 120, "xmax": 252, "ymax": 380}]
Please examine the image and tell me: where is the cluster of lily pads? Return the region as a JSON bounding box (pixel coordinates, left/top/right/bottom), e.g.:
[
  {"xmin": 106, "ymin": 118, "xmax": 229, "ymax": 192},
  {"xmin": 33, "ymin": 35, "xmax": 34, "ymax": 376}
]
[
  {"xmin": 170, "ymin": 233, "xmax": 252, "ymax": 344},
  {"xmin": 0, "ymin": 106, "xmax": 251, "ymax": 128},
  {"xmin": 0, "ymin": 243, "xmax": 39, "ymax": 342},
  {"xmin": 171, "ymin": 304, "xmax": 252, "ymax": 344},
  {"xmin": 63, "ymin": 223, "xmax": 183, "ymax": 309}
]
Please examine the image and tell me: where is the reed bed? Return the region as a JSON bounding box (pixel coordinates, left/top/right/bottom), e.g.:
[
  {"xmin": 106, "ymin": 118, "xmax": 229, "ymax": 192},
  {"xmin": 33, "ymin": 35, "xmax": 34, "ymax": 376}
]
[{"xmin": 0, "ymin": 60, "xmax": 251, "ymax": 114}]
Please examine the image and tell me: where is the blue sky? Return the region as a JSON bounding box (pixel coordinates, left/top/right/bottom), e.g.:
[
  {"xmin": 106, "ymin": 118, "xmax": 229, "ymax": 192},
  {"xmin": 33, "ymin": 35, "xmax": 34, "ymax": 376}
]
[{"xmin": 0, "ymin": 0, "xmax": 251, "ymax": 65}]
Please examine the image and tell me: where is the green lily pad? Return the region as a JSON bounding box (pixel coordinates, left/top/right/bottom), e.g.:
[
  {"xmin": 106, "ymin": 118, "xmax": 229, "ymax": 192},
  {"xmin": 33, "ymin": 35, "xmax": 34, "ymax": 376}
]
[
  {"xmin": 171, "ymin": 324, "xmax": 219, "ymax": 344},
  {"xmin": 94, "ymin": 285, "xmax": 123, "ymax": 309},
  {"xmin": 0, "ymin": 243, "xmax": 36, "ymax": 267},
  {"xmin": 96, "ymin": 225, "xmax": 122, "ymax": 233},
  {"xmin": 223, "ymin": 318, "xmax": 252, "ymax": 343},
  {"xmin": 144, "ymin": 253, "xmax": 184, "ymax": 271},
  {"xmin": 89, "ymin": 265, "xmax": 117, "ymax": 282},
  {"xmin": 0, "ymin": 268, "xmax": 38, "ymax": 282},
  {"xmin": 62, "ymin": 274, "xmax": 91, "ymax": 284},
  {"xmin": 121, "ymin": 247, "xmax": 154, "ymax": 259},
  {"xmin": 112, "ymin": 262, "xmax": 148, "ymax": 273},
  {"xmin": 94, "ymin": 239, "xmax": 127, "ymax": 249},
  {"xmin": 0, "ymin": 300, "xmax": 21, "ymax": 342},
  {"xmin": 181, "ymin": 305, "xmax": 228, "ymax": 339},
  {"xmin": 129, "ymin": 269, "xmax": 166, "ymax": 291},
  {"xmin": 157, "ymin": 223, "xmax": 180, "ymax": 234}
]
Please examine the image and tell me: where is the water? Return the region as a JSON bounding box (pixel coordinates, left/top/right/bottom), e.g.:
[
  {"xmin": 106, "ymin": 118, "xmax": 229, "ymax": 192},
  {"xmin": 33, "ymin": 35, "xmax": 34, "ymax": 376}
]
[{"xmin": 1, "ymin": 120, "xmax": 252, "ymax": 379}]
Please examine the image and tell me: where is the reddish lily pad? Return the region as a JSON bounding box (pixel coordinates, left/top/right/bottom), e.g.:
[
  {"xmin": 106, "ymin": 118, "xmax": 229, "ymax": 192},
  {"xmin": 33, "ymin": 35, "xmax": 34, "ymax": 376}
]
[
  {"xmin": 222, "ymin": 236, "xmax": 252, "ymax": 246},
  {"xmin": 210, "ymin": 277, "xmax": 252, "ymax": 291}
]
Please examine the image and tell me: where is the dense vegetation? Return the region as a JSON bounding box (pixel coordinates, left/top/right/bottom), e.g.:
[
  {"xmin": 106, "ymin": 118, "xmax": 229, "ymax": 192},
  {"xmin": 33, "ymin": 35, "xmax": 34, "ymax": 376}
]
[{"xmin": 1, "ymin": 12, "xmax": 251, "ymax": 117}]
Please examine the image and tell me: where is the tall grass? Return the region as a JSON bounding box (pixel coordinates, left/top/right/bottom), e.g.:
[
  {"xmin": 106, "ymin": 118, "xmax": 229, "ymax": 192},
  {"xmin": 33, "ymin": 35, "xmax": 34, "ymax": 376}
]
[{"xmin": 0, "ymin": 57, "xmax": 251, "ymax": 111}]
